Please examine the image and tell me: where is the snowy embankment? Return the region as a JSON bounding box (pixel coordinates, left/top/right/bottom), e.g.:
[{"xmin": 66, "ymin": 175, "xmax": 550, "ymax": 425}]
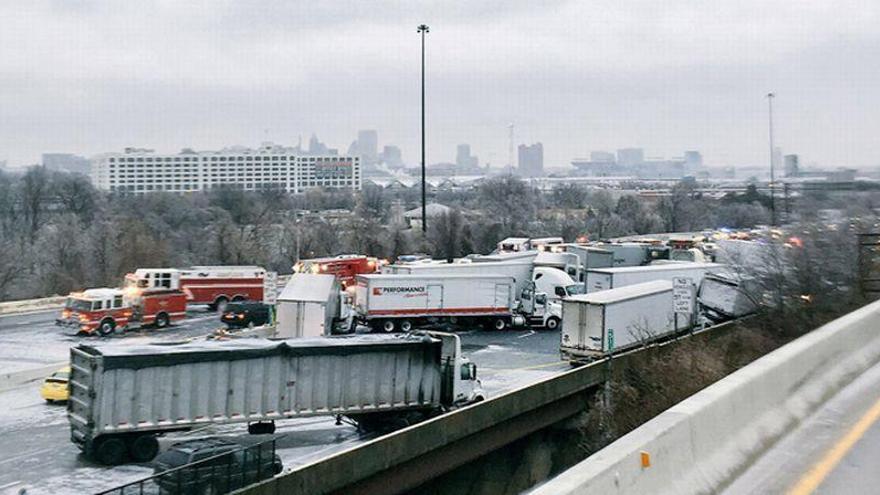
[{"xmin": 0, "ymin": 296, "xmax": 66, "ymax": 316}]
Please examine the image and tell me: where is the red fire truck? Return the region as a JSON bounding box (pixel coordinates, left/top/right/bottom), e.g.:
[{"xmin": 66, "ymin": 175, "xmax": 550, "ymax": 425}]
[
  {"xmin": 124, "ymin": 266, "xmax": 267, "ymax": 312},
  {"xmin": 293, "ymin": 256, "xmax": 380, "ymax": 288},
  {"xmin": 56, "ymin": 288, "xmax": 187, "ymax": 336}
]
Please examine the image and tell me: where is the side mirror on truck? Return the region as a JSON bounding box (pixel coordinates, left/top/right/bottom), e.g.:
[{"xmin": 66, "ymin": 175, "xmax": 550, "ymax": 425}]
[{"xmin": 461, "ymin": 362, "xmax": 477, "ymax": 380}]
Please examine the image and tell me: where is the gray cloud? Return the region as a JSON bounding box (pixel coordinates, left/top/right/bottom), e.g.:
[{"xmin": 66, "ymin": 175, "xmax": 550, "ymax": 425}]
[{"xmin": 1, "ymin": 0, "xmax": 878, "ymax": 168}]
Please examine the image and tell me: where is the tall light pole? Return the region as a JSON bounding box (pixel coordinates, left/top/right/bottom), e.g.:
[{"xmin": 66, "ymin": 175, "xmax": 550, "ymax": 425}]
[
  {"xmin": 767, "ymin": 92, "xmax": 776, "ymax": 226},
  {"xmin": 418, "ymin": 24, "xmax": 429, "ymax": 233}
]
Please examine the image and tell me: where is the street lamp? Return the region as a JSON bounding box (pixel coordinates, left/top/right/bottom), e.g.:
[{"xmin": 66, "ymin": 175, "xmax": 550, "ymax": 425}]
[
  {"xmin": 767, "ymin": 92, "xmax": 776, "ymax": 226},
  {"xmin": 418, "ymin": 24, "xmax": 429, "ymax": 232}
]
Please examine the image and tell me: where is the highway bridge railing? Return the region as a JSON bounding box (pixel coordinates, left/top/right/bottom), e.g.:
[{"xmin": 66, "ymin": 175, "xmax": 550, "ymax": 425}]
[{"xmin": 234, "ymin": 320, "xmax": 741, "ymax": 495}]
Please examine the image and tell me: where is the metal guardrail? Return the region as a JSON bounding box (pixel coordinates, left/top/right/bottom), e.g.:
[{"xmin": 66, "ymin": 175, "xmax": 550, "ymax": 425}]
[{"xmin": 97, "ymin": 438, "xmax": 280, "ymax": 495}]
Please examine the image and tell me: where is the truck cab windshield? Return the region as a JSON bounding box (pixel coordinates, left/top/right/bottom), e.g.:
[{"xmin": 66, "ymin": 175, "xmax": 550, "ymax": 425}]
[{"xmin": 66, "ymin": 298, "xmax": 91, "ymax": 312}]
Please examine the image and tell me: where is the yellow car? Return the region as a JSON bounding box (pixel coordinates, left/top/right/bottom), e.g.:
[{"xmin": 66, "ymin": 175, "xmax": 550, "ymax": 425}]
[{"xmin": 40, "ymin": 367, "xmax": 70, "ymax": 403}]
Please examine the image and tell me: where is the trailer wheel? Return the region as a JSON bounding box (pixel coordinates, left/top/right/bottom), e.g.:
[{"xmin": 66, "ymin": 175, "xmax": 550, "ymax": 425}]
[
  {"xmin": 248, "ymin": 421, "xmax": 276, "ymax": 435},
  {"xmin": 98, "ymin": 319, "xmax": 116, "ymax": 337},
  {"xmin": 545, "ymin": 316, "xmax": 560, "ymax": 330},
  {"xmin": 381, "ymin": 320, "xmax": 397, "ymax": 333},
  {"xmin": 94, "ymin": 436, "xmax": 127, "ymax": 465},
  {"xmin": 491, "ymin": 317, "xmax": 507, "ymax": 331},
  {"xmin": 129, "ymin": 435, "xmax": 159, "ymax": 463},
  {"xmin": 399, "ymin": 320, "xmax": 413, "ymax": 333},
  {"xmin": 154, "ymin": 312, "xmax": 170, "ymax": 329}
]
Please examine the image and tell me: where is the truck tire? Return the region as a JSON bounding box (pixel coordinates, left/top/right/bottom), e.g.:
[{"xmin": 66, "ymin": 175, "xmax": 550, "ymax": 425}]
[
  {"xmin": 491, "ymin": 317, "xmax": 507, "ymax": 331},
  {"xmin": 381, "ymin": 320, "xmax": 396, "ymax": 333},
  {"xmin": 214, "ymin": 297, "xmax": 229, "ymax": 313},
  {"xmin": 98, "ymin": 319, "xmax": 116, "ymax": 337},
  {"xmin": 399, "ymin": 319, "xmax": 413, "ymax": 333},
  {"xmin": 129, "ymin": 435, "xmax": 159, "ymax": 463},
  {"xmin": 94, "ymin": 436, "xmax": 127, "ymax": 465},
  {"xmin": 154, "ymin": 312, "xmax": 169, "ymax": 328},
  {"xmin": 545, "ymin": 316, "xmax": 560, "ymax": 330},
  {"xmin": 248, "ymin": 421, "xmax": 276, "ymax": 435}
]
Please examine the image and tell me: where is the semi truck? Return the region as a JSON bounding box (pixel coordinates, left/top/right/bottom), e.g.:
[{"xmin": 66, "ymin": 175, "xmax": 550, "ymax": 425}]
[
  {"xmin": 354, "ymin": 274, "xmax": 561, "ymax": 332},
  {"xmin": 124, "ymin": 266, "xmax": 269, "ymax": 312},
  {"xmin": 585, "ymin": 262, "xmax": 724, "ymax": 292},
  {"xmin": 594, "ymin": 242, "xmax": 669, "ymax": 267},
  {"xmin": 67, "ymin": 332, "xmax": 483, "ymax": 465},
  {"xmin": 560, "ymin": 280, "xmax": 679, "ymax": 363},
  {"xmin": 275, "ymin": 273, "xmax": 354, "ymax": 338},
  {"xmin": 57, "ymin": 288, "xmax": 187, "ymax": 336},
  {"xmin": 382, "ymin": 259, "xmax": 535, "ymax": 301}
]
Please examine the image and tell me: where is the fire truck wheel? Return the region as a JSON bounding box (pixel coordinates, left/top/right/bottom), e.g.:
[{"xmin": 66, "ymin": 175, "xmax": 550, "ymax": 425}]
[
  {"xmin": 98, "ymin": 319, "xmax": 116, "ymax": 336},
  {"xmin": 381, "ymin": 320, "xmax": 397, "ymax": 333},
  {"xmin": 154, "ymin": 313, "xmax": 169, "ymax": 328},
  {"xmin": 94, "ymin": 436, "xmax": 127, "ymax": 465},
  {"xmin": 399, "ymin": 320, "xmax": 413, "ymax": 333},
  {"xmin": 129, "ymin": 435, "xmax": 159, "ymax": 463}
]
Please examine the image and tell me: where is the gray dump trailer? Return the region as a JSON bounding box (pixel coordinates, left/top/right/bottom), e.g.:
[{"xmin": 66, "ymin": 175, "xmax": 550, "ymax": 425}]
[{"xmin": 68, "ymin": 333, "xmax": 482, "ymax": 465}]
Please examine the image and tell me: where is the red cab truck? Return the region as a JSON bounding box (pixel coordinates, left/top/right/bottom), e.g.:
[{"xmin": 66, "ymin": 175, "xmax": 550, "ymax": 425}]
[{"xmin": 57, "ymin": 288, "xmax": 187, "ymax": 336}]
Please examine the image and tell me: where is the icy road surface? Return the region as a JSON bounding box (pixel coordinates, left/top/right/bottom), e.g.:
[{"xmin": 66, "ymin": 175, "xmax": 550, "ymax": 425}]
[{"xmin": 0, "ymin": 327, "xmax": 568, "ymax": 494}]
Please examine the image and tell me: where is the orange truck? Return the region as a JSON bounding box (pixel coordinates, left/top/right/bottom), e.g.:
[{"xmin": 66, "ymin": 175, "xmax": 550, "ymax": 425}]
[{"xmin": 57, "ymin": 288, "xmax": 187, "ymax": 336}]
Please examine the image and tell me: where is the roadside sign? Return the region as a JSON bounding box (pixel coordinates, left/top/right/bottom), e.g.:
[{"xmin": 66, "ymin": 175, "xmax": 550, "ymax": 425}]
[
  {"xmin": 263, "ymin": 272, "xmax": 278, "ymax": 305},
  {"xmin": 607, "ymin": 328, "xmax": 615, "ymax": 351},
  {"xmin": 672, "ymin": 277, "xmax": 693, "ymax": 314}
]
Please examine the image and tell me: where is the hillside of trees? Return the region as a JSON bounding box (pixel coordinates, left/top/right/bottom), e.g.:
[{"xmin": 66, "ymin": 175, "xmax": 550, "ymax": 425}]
[{"xmin": 0, "ymin": 167, "xmax": 874, "ymax": 301}]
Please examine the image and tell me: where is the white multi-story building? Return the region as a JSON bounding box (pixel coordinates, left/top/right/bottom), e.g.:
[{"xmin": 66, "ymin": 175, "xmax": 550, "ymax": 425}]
[{"xmin": 90, "ymin": 143, "xmax": 361, "ymax": 194}]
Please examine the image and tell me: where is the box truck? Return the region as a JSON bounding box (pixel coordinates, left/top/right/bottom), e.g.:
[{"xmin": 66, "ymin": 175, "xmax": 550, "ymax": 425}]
[
  {"xmin": 382, "ymin": 260, "xmax": 535, "ymax": 300},
  {"xmin": 354, "ymin": 274, "xmax": 561, "ymax": 332},
  {"xmin": 275, "ymin": 274, "xmax": 353, "ymax": 338},
  {"xmin": 68, "ymin": 332, "xmax": 482, "ymax": 465},
  {"xmin": 560, "ymin": 280, "xmax": 679, "ymax": 363},
  {"xmin": 697, "ymin": 272, "xmax": 761, "ymax": 323},
  {"xmin": 594, "ymin": 242, "xmax": 669, "ymax": 267},
  {"xmin": 585, "ymin": 262, "xmax": 724, "ymax": 292}
]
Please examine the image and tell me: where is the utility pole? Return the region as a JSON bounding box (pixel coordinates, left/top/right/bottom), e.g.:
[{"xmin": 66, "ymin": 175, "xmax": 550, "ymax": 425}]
[
  {"xmin": 418, "ymin": 24, "xmax": 429, "ymax": 233},
  {"xmin": 767, "ymin": 92, "xmax": 776, "ymax": 226}
]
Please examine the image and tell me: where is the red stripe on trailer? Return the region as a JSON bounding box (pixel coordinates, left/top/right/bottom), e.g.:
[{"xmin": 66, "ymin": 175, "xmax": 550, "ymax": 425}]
[{"xmin": 367, "ymin": 307, "xmax": 510, "ymax": 316}]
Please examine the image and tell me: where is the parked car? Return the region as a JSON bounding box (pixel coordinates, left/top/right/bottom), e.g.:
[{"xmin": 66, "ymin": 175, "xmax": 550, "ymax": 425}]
[
  {"xmin": 40, "ymin": 367, "xmax": 70, "ymax": 403},
  {"xmin": 221, "ymin": 301, "xmax": 272, "ymax": 328},
  {"xmin": 153, "ymin": 438, "xmax": 281, "ymax": 494}
]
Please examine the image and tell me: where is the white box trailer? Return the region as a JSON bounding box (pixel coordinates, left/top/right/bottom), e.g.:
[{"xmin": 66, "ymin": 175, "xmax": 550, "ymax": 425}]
[
  {"xmin": 556, "ymin": 245, "xmax": 614, "ymax": 275},
  {"xmin": 382, "ymin": 260, "xmax": 534, "ymax": 299},
  {"xmin": 585, "ymin": 262, "xmax": 724, "ymax": 292},
  {"xmin": 276, "ymin": 274, "xmax": 351, "ymax": 338},
  {"xmin": 68, "ymin": 332, "xmax": 482, "ymax": 465},
  {"xmin": 697, "ymin": 272, "xmax": 761, "ymax": 323},
  {"xmin": 355, "ymin": 274, "xmax": 522, "ymax": 332},
  {"xmin": 560, "ymin": 280, "xmax": 678, "ymax": 363}
]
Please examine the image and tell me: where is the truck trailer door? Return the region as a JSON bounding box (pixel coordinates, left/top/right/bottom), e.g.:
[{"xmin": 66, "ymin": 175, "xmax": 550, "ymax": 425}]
[
  {"xmin": 426, "ymin": 284, "xmax": 443, "ymax": 310},
  {"xmin": 494, "ymin": 284, "xmax": 511, "ymax": 310}
]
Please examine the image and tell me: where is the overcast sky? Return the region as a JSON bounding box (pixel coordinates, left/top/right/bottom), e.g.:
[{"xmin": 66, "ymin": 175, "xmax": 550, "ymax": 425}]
[{"xmin": 1, "ymin": 1, "xmax": 878, "ymax": 169}]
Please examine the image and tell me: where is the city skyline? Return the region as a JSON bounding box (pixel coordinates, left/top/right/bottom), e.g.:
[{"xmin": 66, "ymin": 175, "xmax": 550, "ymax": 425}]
[{"xmin": 1, "ymin": 1, "xmax": 878, "ymax": 168}]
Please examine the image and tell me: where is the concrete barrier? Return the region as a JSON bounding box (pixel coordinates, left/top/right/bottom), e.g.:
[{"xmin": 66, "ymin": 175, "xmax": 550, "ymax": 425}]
[
  {"xmin": 532, "ymin": 300, "xmax": 880, "ymax": 495},
  {"xmin": 0, "ymin": 296, "xmax": 66, "ymax": 316},
  {"xmin": 0, "ymin": 362, "xmax": 68, "ymax": 393}
]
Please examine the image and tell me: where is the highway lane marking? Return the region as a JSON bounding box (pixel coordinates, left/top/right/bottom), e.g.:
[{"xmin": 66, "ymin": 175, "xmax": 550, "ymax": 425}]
[
  {"xmin": 0, "ymin": 447, "xmax": 55, "ymax": 466},
  {"xmin": 0, "ymin": 481, "xmax": 22, "ymax": 490},
  {"xmin": 787, "ymin": 393, "xmax": 880, "ymax": 495}
]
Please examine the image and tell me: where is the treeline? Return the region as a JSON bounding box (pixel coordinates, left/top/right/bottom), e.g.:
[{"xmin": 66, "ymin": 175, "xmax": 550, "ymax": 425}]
[{"xmin": 0, "ymin": 167, "xmax": 839, "ymax": 301}]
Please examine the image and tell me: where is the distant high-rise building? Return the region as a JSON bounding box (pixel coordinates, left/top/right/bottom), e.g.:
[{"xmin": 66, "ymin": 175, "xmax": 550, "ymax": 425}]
[
  {"xmin": 683, "ymin": 151, "xmax": 703, "ymax": 171},
  {"xmin": 784, "ymin": 154, "xmax": 799, "ymax": 177},
  {"xmin": 517, "ymin": 143, "xmax": 544, "ymax": 177},
  {"xmin": 772, "ymin": 147, "xmax": 783, "ymax": 179},
  {"xmin": 42, "ymin": 153, "xmax": 90, "ymax": 174},
  {"xmin": 381, "ymin": 145, "xmax": 403, "ymax": 168},
  {"xmin": 91, "ymin": 143, "xmax": 360, "ymax": 195},
  {"xmin": 455, "ymin": 144, "xmax": 479, "ymax": 170},
  {"xmin": 590, "ymin": 151, "xmax": 615, "ymax": 163},
  {"xmin": 308, "ymin": 134, "xmax": 331, "ymax": 155},
  {"xmin": 616, "ymin": 148, "xmax": 645, "ymax": 167},
  {"xmin": 346, "ymin": 130, "xmax": 380, "ymax": 167}
]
